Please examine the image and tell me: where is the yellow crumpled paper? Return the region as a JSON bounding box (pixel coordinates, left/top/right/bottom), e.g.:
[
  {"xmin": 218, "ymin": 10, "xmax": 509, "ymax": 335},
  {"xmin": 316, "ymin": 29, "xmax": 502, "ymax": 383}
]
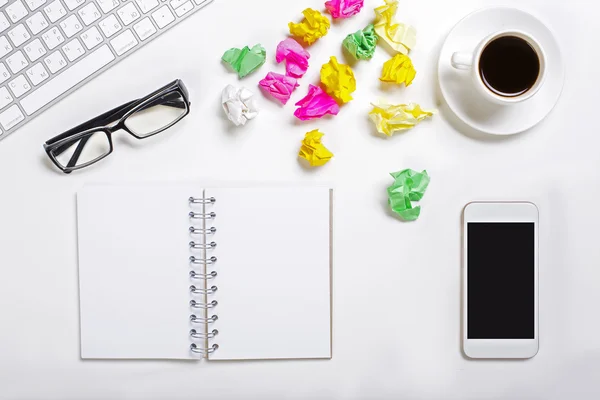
[
  {"xmin": 374, "ymin": 0, "xmax": 416, "ymax": 55},
  {"xmin": 380, "ymin": 54, "xmax": 416, "ymax": 86},
  {"xmin": 289, "ymin": 8, "xmax": 331, "ymax": 46},
  {"xmin": 299, "ymin": 129, "xmax": 334, "ymax": 167},
  {"xmin": 369, "ymin": 101, "xmax": 435, "ymax": 136},
  {"xmin": 320, "ymin": 56, "xmax": 356, "ymax": 104}
]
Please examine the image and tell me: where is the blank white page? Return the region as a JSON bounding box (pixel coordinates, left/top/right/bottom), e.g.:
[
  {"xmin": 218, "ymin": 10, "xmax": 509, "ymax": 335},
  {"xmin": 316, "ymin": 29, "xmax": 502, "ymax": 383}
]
[
  {"xmin": 77, "ymin": 184, "xmax": 201, "ymax": 359},
  {"xmin": 206, "ymin": 187, "xmax": 332, "ymax": 360}
]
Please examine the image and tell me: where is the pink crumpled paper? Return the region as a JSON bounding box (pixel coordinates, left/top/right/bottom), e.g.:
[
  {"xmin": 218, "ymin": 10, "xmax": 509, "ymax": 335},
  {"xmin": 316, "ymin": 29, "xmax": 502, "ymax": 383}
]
[
  {"xmin": 294, "ymin": 84, "xmax": 340, "ymax": 120},
  {"xmin": 325, "ymin": 0, "xmax": 364, "ymax": 19},
  {"xmin": 258, "ymin": 72, "xmax": 299, "ymax": 105},
  {"xmin": 275, "ymin": 38, "xmax": 311, "ymax": 78}
]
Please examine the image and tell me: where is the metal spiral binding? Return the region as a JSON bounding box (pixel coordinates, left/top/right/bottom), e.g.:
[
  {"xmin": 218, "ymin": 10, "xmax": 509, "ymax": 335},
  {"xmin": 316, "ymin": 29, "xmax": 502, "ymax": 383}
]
[
  {"xmin": 190, "ymin": 256, "xmax": 217, "ymax": 265},
  {"xmin": 190, "ymin": 299, "xmax": 218, "ymax": 309},
  {"xmin": 190, "ymin": 329, "xmax": 219, "ymax": 339},
  {"xmin": 188, "ymin": 195, "xmax": 218, "ymax": 357},
  {"xmin": 190, "ymin": 271, "xmax": 217, "ymax": 280},
  {"xmin": 191, "ymin": 343, "xmax": 219, "ymax": 354},
  {"xmin": 190, "ymin": 285, "xmax": 218, "ymax": 294},
  {"xmin": 189, "ymin": 226, "xmax": 217, "ymax": 235},
  {"xmin": 189, "ymin": 197, "xmax": 216, "ymax": 204},
  {"xmin": 190, "ymin": 241, "xmax": 217, "ymax": 250},
  {"xmin": 190, "ymin": 314, "xmax": 218, "ymax": 323},
  {"xmin": 189, "ymin": 211, "xmax": 216, "ymax": 219}
]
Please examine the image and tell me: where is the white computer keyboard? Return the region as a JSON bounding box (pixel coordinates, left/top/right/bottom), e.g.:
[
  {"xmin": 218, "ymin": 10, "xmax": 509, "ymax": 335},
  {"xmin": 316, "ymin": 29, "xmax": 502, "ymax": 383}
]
[{"xmin": 0, "ymin": 0, "xmax": 213, "ymax": 141}]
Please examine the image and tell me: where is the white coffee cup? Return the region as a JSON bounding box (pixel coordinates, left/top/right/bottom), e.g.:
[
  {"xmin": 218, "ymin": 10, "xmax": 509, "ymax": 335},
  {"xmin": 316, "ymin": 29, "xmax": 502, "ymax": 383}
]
[{"xmin": 451, "ymin": 30, "xmax": 546, "ymax": 105}]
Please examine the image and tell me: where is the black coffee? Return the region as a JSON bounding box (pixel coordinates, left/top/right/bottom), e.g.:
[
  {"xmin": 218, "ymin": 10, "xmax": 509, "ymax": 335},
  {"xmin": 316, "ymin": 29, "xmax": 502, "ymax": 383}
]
[{"xmin": 479, "ymin": 36, "xmax": 540, "ymax": 97}]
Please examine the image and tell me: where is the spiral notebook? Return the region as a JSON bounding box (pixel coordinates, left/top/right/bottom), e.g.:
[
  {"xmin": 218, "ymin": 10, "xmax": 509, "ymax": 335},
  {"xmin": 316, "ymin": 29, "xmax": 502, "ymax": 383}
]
[{"xmin": 77, "ymin": 184, "xmax": 332, "ymax": 361}]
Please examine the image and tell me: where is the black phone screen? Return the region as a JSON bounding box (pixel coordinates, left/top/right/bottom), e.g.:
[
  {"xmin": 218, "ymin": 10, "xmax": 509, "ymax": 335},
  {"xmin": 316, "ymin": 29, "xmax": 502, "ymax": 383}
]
[{"xmin": 467, "ymin": 222, "xmax": 535, "ymax": 339}]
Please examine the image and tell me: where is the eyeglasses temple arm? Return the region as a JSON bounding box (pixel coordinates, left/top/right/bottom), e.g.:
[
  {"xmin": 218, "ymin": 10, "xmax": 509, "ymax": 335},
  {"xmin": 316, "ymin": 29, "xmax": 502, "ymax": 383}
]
[{"xmin": 65, "ymin": 134, "xmax": 92, "ymax": 169}]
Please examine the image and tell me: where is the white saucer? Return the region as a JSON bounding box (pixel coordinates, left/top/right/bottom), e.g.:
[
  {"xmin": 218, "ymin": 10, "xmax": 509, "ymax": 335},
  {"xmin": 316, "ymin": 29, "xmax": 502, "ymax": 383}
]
[{"xmin": 438, "ymin": 7, "xmax": 565, "ymax": 135}]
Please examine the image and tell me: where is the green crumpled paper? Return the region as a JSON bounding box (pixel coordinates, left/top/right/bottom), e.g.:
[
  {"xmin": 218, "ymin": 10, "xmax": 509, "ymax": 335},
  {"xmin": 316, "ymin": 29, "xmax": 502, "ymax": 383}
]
[
  {"xmin": 342, "ymin": 24, "xmax": 378, "ymax": 60},
  {"xmin": 387, "ymin": 169, "xmax": 430, "ymax": 221},
  {"xmin": 221, "ymin": 44, "xmax": 266, "ymax": 78}
]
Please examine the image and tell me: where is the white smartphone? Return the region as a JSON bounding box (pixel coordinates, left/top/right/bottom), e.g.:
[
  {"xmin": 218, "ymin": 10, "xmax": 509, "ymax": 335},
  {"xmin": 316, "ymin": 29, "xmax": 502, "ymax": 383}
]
[{"xmin": 462, "ymin": 202, "xmax": 539, "ymax": 359}]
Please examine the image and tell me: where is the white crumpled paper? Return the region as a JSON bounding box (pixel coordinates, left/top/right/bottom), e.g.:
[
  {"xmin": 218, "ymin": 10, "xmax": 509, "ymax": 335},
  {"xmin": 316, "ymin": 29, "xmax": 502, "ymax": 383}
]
[{"xmin": 221, "ymin": 84, "xmax": 259, "ymax": 126}]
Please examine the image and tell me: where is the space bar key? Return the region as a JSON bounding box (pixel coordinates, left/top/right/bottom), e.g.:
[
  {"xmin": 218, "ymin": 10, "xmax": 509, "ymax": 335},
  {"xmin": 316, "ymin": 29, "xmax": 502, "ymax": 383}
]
[{"xmin": 21, "ymin": 45, "xmax": 115, "ymax": 116}]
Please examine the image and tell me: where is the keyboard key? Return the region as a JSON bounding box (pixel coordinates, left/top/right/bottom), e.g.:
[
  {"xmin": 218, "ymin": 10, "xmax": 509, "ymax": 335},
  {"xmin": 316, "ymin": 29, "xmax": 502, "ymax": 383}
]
[
  {"xmin": 43, "ymin": 0, "xmax": 67, "ymax": 23},
  {"xmin": 0, "ymin": 63, "xmax": 10, "ymax": 84},
  {"xmin": 26, "ymin": 62, "xmax": 49, "ymax": 85},
  {"xmin": 41, "ymin": 26, "xmax": 64, "ymax": 49},
  {"xmin": 151, "ymin": 5, "xmax": 174, "ymax": 29},
  {"xmin": 25, "ymin": 0, "xmax": 46, "ymax": 11},
  {"xmin": 43, "ymin": 50, "xmax": 66, "ymax": 73},
  {"xmin": 0, "ymin": 0, "xmax": 7, "ymax": 6},
  {"xmin": 0, "ymin": 12, "xmax": 10, "ymax": 33},
  {"xmin": 110, "ymin": 29, "xmax": 138, "ymax": 56},
  {"xmin": 21, "ymin": 45, "xmax": 115, "ymax": 115},
  {"xmin": 8, "ymin": 23, "xmax": 31, "ymax": 47},
  {"xmin": 194, "ymin": 0, "xmax": 210, "ymax": 5},
  {"xmin": 80, "ymin": 26, "xmax": 102, "ymax": 50},
  {"xmin": 175, "ymin": 1, "xmax": 195, "ymax": 17},
  {"xmin": 78, "ymin": 2, "xmax": 101, "ymax": 26},
  {"xmin": 133, "ymin": 17, "xmax": 156, "ymax": 41},
  {"xmin": 0, "ymin": 104, "xmax": 25, "ymax": 130},
  {"xmin": 63, "ymin": 0, "xmax": 84, "ymax": 11},
  {"xmin": 26, "ymin": 12, "xmax": 49, "ymax": 35},
  {"xmin": 99, "ymin": 14, "xmax": 121, "ymax": 38},
  {"xmin": 97, "ymin": 0, "xmax": 119, "ymax": 13},
  {"xmin": 0, "ymin": 87, "xmax": 13, "ymax": 110},
  {"xmin": 62, "ymin": 37, "xmax": 84, "ymax": 61},
  {"xmin": 24, "ymin": 38, "xmax": 47, "ymax": 62},
  {"xmin": 175, "ymin": 1, "xmax": 193, "ymax": 17},
  {"xmin": 170, "ymin": 0, "xmax": 185, "ymax": 8},
  {"xmin": 59, "ymin": 14, "xmax": 82, "ymax": 37},
  {"xmin": 6, "ymin": 51, "xmax": 28, "ymax": 74},
  {"xmin": 6, "ymin": 1, "xmax": 29, "ymax": 23},
  {"xmin": 8, "ymin": 75, "xmax": 31, "ymax": 97},
  {"xmin": 117, "ymin": 3, "xmax": 140, "ymax": 26},
  {"xmin": 136, "ymin": 0, "xmax": 159, "ymax": 13},
  {"xmin": 0, "ymin": 36, "xmax": 13, "ymax": 58},
  {"xmin": 81, "ymin": 26, "xmax": 104, "ymax": 50}
]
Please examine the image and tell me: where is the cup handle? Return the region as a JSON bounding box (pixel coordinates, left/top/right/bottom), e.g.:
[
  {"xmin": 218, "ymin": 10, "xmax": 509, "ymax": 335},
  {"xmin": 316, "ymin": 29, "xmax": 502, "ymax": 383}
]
[{"xmin": 451, "ymin": 52, "xmax": 473, "ymax": 70}]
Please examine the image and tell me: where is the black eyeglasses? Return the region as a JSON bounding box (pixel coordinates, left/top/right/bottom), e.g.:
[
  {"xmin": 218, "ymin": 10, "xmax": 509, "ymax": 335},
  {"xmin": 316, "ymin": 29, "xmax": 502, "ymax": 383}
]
[{"xmin": 43, "ymin": 79, "xmax": 191, "ymax": 174}]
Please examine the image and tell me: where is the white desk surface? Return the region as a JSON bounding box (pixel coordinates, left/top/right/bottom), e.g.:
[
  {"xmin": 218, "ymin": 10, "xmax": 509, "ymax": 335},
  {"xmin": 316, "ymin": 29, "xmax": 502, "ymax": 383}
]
[{"xmin": 1, "ymin": 0, "xmax": 598, "ymax": 398}]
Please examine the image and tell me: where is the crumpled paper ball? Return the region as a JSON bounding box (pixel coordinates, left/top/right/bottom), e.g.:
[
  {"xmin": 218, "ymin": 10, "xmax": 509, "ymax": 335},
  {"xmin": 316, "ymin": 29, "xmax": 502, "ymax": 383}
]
[
  {"xmin": 221, "ymin": 44, "xmax": 266, "ymax": 78},
  {"xmin": 258, "ymin": 72, "xmax": 299, "ymax": 105},
  {"xmin": 387, "ymin": 169, "xmax": 430, "ymax": 221},
  {"xmin": 325, "ymin": 0, "xmax": 364, "ymax": 19},
  {"xmin": 294, "ymin": 84, "xmax": 340, "ymax": 121},
  {"xmin": 374, "ymin": 0, "xmax": 416, "ymax": 55},
  {"xmin": 342, "ymin": 24, "xmax": 378, "ymax": 60},
  {"xmin": 380, "ymin": 53, "xmax": 416, "ymax": 86},
  {"xmin": 298, "ymin": 129, "xmax": 334, "ymax": 167},
  {"xmin": 275, "ymin": 38, "xmax": 310, "ymax": 78},
  {"xmin": 369, "ymin": 101, "xmax": 434, "ymax": 136},
  {"xmin": 320, "ymin": 56, "xmax": 356, "ymax": 104},
  {"xmin": 221, "ymin": 84, "xmax": 259, "ymax": 126},
  {"xmin": 289, "ymin": 8, "xmax": 330, "ymax": 45}
]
